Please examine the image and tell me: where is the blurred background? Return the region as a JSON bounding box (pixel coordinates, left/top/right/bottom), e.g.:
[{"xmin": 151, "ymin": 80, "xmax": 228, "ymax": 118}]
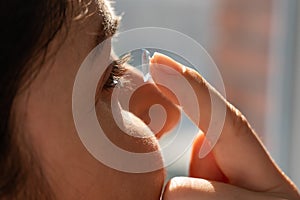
[{"xmin": 113, "ymin": 0, "xmax": 300, "ymax": 187}]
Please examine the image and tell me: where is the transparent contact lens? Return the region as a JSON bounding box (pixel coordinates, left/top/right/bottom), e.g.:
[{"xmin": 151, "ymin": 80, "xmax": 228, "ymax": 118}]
[
  {"xmin": 123, "ymin": 48, "xmax": 152, "ymax": 82},
  {"xmin": 141, "ymin": 49, "xmax": 151, "ymax": 82}
]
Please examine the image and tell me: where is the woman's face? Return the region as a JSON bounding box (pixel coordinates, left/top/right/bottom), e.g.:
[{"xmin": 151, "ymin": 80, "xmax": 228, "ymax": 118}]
[{"xmin": 14, "ymin": 0, "xmax": 179, "ymax": 199}]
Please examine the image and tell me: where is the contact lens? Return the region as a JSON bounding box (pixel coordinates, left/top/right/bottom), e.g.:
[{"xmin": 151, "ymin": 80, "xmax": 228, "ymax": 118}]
[
  {"xmin": 141, "ymin": 49, "xmax": 151, "ymax": 82},
  {"xmin": 123, "ymin": 48, "xmax": 152, "ymax": 82}
]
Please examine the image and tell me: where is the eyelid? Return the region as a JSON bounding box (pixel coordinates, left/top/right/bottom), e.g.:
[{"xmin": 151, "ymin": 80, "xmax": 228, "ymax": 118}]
[
  {"xmin": 102, "ymin": 55, "xmax": 130, "ymax": 89},
  {"xmin": 95, "ymin": 56, "xmax": 128, "ymax": 104},
  {"xmin": 102, "ymin": 64, "xmax": 114, "ymax": 87}
]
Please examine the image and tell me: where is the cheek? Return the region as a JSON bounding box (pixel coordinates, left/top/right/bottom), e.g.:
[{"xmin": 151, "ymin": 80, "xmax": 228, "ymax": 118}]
[
  {"xmin": 94, "ymin": 96, "xmax": 165, "ymax": 199},
  {"xmin": 93, "ymin": 167, "xmax": 165, "ymax": 199}
]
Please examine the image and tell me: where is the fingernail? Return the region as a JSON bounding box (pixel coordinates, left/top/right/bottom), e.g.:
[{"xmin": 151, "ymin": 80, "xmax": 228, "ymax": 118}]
[{"xmin": 151, "ymin": 52, "xmax": 186, "ymax": 74}]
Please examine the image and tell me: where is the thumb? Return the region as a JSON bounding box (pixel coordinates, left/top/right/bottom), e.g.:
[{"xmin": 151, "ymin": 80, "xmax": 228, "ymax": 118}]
[{"xmin": 162, "ymin": 177, "xmax": 294, "ymax": 200}]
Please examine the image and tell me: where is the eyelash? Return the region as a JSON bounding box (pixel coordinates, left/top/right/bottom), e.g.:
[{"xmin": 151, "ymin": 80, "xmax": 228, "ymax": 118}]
[{"xmin": 103, "ymin": 54, "xmax": 130, "ymax": 89}]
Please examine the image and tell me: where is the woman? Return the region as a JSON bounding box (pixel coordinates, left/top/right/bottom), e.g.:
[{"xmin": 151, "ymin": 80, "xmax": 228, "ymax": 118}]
[{"xmin": 0, "ymin": 0, "xmax": 299, "ymax": 199}]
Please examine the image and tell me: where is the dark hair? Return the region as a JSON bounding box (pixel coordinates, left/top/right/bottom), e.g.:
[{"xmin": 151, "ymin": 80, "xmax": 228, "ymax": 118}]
[{"xmin": 0, "ymin": 0, "xmax": 68, "ymax": 199}]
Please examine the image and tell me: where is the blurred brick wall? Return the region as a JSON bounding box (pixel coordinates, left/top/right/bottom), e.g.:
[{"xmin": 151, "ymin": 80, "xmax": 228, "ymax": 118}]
[{"xmin": 213, "ymin": 0, "xmax": 273, "ymax": 137}]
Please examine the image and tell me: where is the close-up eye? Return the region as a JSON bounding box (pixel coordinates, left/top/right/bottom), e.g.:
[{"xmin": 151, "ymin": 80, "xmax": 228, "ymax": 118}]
[
  {"xmin": 103, "ymin": 55, "xmax": 129, "ymax": 89},
  {"xmin": 103, "ymin": 49, "xmax": 151, "ymax": 90}
]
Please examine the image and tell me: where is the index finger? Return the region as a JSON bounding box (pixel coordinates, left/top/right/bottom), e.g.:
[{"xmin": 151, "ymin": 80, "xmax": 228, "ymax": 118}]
[{"xmin": 150, "ymin": 53, "xmax": 298, "ymax": 193}]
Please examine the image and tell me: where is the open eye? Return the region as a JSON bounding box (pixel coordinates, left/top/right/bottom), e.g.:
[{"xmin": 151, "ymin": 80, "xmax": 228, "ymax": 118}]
[{"xmin": 103, "ymin": 55, "xmax": 129, "ymax": 89}]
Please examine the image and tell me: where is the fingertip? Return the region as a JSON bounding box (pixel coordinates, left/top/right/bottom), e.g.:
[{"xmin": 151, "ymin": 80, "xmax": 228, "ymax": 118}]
[
  {"xmin": 150, "ymin": 52, "xmax": 167, "ymax": 64},
  {"xmin": 150, "ymin": 52, "xmax": 186, "ymax": 74},
  {"xmin": 150, "ymin": 52, "xmax": 163, "ymax": 62}
]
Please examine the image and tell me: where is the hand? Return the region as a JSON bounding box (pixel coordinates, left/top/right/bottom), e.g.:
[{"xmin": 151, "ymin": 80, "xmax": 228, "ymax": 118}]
[{"xmin": 150, "ymin": 53, "xmax": 300, "ymax": 200}]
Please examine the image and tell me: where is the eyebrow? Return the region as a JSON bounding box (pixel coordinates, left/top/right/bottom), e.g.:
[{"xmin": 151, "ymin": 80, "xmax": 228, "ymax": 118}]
[
  {"xmin": 94, "ymin": 2, "xmax": 120, "ymax": 46},
  {"xmin": 93, "ymin": 19, "xmax": 119, "ymax": 48}
]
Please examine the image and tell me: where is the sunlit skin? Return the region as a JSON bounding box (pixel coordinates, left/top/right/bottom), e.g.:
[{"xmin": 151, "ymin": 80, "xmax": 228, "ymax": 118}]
[
  {"xmin": 12, "ymin": 0, "xmax": 300, "ymax": 199},
  {"xmin": 13, "ymin": 1, "xmax": 169, "ymax": 199},
  {"xmin": 150, "ymin": 54, "xmax": 300, "ymax": 200}
]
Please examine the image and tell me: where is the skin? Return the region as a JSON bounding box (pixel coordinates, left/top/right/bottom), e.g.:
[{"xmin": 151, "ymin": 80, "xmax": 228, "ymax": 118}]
[
  {"xmin": 13, "ymin": 0, "xmax": 175, "ymax": 199},
  {"xmin": 11, "ymin": 0, "xmax": 300, "ymax": 199},
  {"xmin": 150, "ymin": 53, "xmax": 300, "ymax": 199}
]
